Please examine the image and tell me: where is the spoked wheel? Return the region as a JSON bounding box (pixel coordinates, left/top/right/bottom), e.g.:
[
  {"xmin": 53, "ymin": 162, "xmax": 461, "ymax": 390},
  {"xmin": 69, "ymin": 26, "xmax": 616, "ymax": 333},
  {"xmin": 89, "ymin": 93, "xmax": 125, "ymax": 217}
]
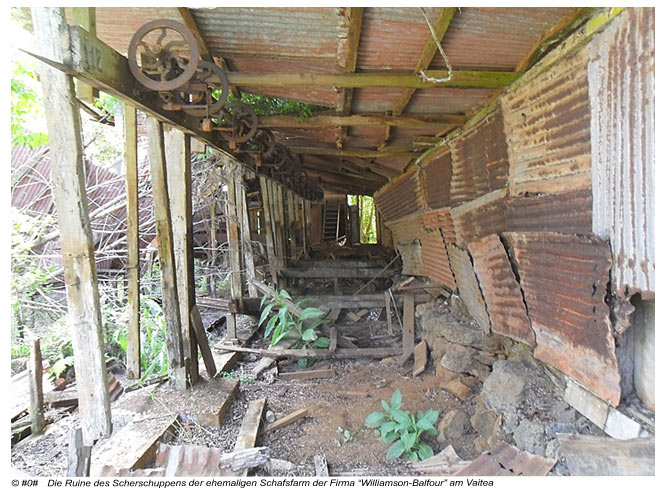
[{"xmin": 175, "ymin": 61, "xmax": 229, "ymax": 117}]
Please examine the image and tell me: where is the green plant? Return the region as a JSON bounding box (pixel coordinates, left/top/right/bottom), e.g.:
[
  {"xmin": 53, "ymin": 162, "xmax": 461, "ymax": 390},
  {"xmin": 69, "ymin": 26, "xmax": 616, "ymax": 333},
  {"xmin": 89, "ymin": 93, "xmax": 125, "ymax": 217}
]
[
  {"xmin": 365, "ymin": 389, "xmax": 439, "ymax": 461},
  {"xmin": 337, "ymin": 426, "xmax": 354, "ymax": 443},
  {"xmin": 259, "ymin": 289, "xmax": 329, "ymax": 368}
]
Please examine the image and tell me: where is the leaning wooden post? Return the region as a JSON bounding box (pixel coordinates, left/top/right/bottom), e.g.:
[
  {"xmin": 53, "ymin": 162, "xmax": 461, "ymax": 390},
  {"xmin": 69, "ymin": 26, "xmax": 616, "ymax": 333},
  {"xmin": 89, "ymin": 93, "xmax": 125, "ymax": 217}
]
[
  {"xmin": 28, "ymin": 339, "xmax": 45, "ymax": 436},
  {"xmin": 164, "ymin": 126, "xmax": 198, "ymax": 385},
  {"xmin": 259, "ymin": 176, "xmax": 278, "ymax": 285},
  {"xmin": 71, "ymin": 7, "xmax": 98, "ymax": 103},
  {"xmin": 123, "ymin": 103, "xmax": 141, "ymax": 380},
  {"xmin": 146, "ymin": 117, "xmax": 186, "ymax": 389},
  {"xmin": 236, "ymin": 170, "xmax": 258, "ymax": 297},
  {"xmin": 32, "ymin": 7, "xmax": 112, "ymax": 444}
]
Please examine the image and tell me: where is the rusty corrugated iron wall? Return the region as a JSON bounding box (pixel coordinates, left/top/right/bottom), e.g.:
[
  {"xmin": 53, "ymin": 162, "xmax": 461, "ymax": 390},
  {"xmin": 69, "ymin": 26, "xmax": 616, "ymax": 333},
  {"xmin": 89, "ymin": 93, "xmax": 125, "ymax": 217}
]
[
  {"xmin": 507, "ymin": 188, "xmax": 593, "ymax": 234},
  {"xmin": 421, "ymin": 230, "xmax": 456, "ymax": 290},
  {"xmin": 448, "ymin": 244, "xmax": 490, "ymax": 332},
  {"xmin": 421, "ymin": 149, "xmax": 453, "ymax": 209},
  {"xmin": 588, "ymin": 8, "xmax": 655, "ymax": 298},
  {"xmin": 374, "ymin": 170, "xmax": 424, "ymax": 222},
  {"xmin": 450, "ymin": 189, "xmax": 508, "ymax": 248}
]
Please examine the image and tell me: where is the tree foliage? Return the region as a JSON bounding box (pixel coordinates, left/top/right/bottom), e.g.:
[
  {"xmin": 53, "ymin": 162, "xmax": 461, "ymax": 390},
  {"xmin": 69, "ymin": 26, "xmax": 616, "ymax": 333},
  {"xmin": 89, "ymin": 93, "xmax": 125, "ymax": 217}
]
[{"xmin": 11, "ymin": 60, "xmax": 48, "ymax": 149}]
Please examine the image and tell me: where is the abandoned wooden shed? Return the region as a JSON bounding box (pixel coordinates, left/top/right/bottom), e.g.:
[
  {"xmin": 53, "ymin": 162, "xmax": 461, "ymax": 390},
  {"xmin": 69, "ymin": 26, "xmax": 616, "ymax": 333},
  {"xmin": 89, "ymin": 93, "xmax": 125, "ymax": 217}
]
[{"xmin": 13, "ymin": 6, "xmax": 654, "ymax": 477}]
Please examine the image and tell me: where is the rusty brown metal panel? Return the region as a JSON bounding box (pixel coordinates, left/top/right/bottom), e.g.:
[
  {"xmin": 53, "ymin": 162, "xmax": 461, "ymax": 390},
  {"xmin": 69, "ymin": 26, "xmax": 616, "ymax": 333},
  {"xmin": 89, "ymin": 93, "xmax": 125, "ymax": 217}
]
[
  {"xmin": 387, "ymin": 212, "xmax": 426, "ymax": 276},
  {"xmin": 589, "ymin": 8, "xmax": 655, "ymax": 297},
  {"xmin": 450, "ymin": 110, "xmax": 509, "ymax": 204},
  {"xmin": 450, "ymin": 189, "xmax": 508, "ymax": 248},
  {"xmin": 374, "ymin": 170, "xmax": 425, "ymax": 222},
  {"xmin": 504, "ymin": 231, "xmax": 621, "ymax": 405},
  {"xmin": 155, "ymin": 443, "xmax": 228, "ymax": 476},
  {"xmin": 503, "ymin": 47, "xmax": 592, "ymax": 196},
  {"xmin": 421, "ymin": 230, "xmax": 456, "ymax": 290},
  {"xmin": 405, "ymin": 88, "xmax": 498, "ymax": 115},
  {"xmin": 507, "ymin": 188, "xmax": 592, "ymax": 234},
  {"xmin": 448, "ymin": 244, "xmax": 490, "ymax": 332},
  {"xmin": 468, "ymin": 234, "xmax": 535, "ymax": 346},
  {"xmin": 433, "ymin": 7, "xmax": 578, "ymax": 71},
  {"xmin": 421, "ymin": 149, "xmax": 452, "ymax": 209},
  {"xmin": 454, "ymin": 441, "xmax": 556, "ymax": 476}
]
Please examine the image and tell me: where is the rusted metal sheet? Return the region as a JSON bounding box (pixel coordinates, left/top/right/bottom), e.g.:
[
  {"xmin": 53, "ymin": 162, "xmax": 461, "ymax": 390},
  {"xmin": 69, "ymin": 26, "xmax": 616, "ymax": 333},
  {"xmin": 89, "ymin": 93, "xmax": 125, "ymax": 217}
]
[
  {"xmin": 450, "ymin": 110, "xmax": 509, "ymax": 204},
  {"xmin": 503, "ymin": 47, "xmax": 592, "ymax": 196},
  {"xmin": 352, "ymin": 88, "xmax": 404, "ymax": 113},
  {"xmin": 450, "ymin": 189, "xmax": 508, "ymax": 248},
  {"xmin": 346, "ymin": 126, "xmax": 386, "ymax": 149},
  {"xmin": 448, "ymin": 244, "xmax": 490, "ymax": 332},
  {"xmin": 454, "ymin": 441, "xmax": 557, "ymax": 476},
  {"xmin": 421, "ymin": 149, "xmax": 452, "ymax": 209},
  {"xmin": 588, "ymin": 8, "xmax": 655, "ymax": 298},
  {"xmin": 11, "ymin": 145, "xmax": 53, "ymax": 216},
  {"xmin": 423, "ymin": 207, "xmax": 453, "ymax": 234},
  {"xmin": 421, "ymin": 230, "xmax": 456, "ymax": 290},
  {"xmin": 504, "ymin": 232, "xmax": 621, "ymax": 405},
  {"xmin": 468, "ymin": 234, "xmax": 535, "ymax": 346},
  {"xmin": 405, "ymin": 88, "xmax": 498, "ymax": 115},
  {"xmin": 155, "ymin": 443, "xmax": 228, "ymax": 476},
  {"xmin": 433, "ymin": 7, "xmax": 578, "ymax": 71},
  {"xmin": 507, "ymin": 188, "xmax": 592, "ymax": 234},
  {"xmin": 374, "ymin": 170, "xmax": 425, "ymax": 222},
  {"xmin": 385, "ymin": 212, "xmax": 424, "ymax": 246},
  {"xmin": 397, "ymin": 240, "xmax": 425, "ymax": 277}
]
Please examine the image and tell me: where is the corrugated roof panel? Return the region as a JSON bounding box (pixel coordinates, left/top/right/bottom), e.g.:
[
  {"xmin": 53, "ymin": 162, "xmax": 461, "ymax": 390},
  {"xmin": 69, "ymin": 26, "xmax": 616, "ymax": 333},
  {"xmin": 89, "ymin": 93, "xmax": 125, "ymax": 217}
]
[
  {"xmin": 352, "ymin": 88, "xmax": 404, "ymax": 113},
  {"xmin": 422, "ymin": 229, "xmax": 456, "ymax": 290},
  {"xmin": 421, "ymin": 148, "xmax": 453, "ymax": 209},
  {"xmin": 468, "ymin": 234, "xmax": 535, "ymax": 346},
  {"xmin": 345, "ymin": 126, "xmax": 386, "ymax": 149},
  {"xmin": 193, "ymin": 8, "xmax": 344, "ymax": 61},
  {"xmin": 405, "ymin": 88, "xmax": 497, "ymax": 115},
  {"xmin": 507, "ymin": 188, "xmax": 592, "ymax": 234},
  {"xmin": 450, "ymin": 189, "xmax": 508, "ymax": 248},
  {"xmin": 433, "ymin": 7, "xmax": 578, "ymax": 71},
  {"xmin": 589, "ymin": 8, "xmax": 655, "ymax": 297},
  {"xmin": 373, "ymin": 155, "xmax": 411, "ymax": 173},
  {"xmin": 389, "ymin": 127, "xmax": 439, "ymax": 147},
  {"xmin": 503, "ymin": 47, "xmax": 592, "ymax": 195},
  {"xmin": 240, "ymin": 86, "xmax": 337, "ymax": 107},
  {"xmin": 505, "ymin": 231, "xmax": 621, "ymax": 405},
  {"xmin": 448, "ymin": 244, "xmax": 490, "ymax": 332},
  {"xmin": 374, "ymin": 170, "xmax": 425, "ymax": 222}
]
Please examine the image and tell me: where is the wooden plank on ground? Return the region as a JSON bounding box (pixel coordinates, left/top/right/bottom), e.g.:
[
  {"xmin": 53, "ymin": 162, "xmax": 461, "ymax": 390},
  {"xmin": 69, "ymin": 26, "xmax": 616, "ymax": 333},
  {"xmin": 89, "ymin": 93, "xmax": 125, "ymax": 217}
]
[
  {"xmin": 189, "ymin": 305, "xmax": 217, "ymax": 378},
  {"xmin": 314, "ymin": 455, "xmax": 329, "ymax": 477},
  {"xmin": 67, "ymin": 428, "xmax": 91, "ymax": 477},
  {"xmin": 215, "ymin": 345, "xmax": 401, "ymax": 360},
  {"xmin": 266, "ymin": 407, "xmax": 310, "ymax": 432},
  {"xmin": 198, "ymin": 378, "xmax": 240, "ymax": 428},
  {"xmin": 277, "ymin": 368, "xmax": 335, "ymax": 381},
  {"xmin": 401, "ymin": 293, "xmax": 415, "ymax": 363},
  {"xmin": 233, "ymin": 398, "xmax": 266, "ymax": 476},
  {"xmin": 413, "ymin": 341, "xmax": 428, "ymax": 377},
  {"xmin": 329, "ymin": 328, "xmax": 338, "ymax": 352},
  {"xmin": 91, "ymin": 415, "xmax": 177, "ymax": 476}
]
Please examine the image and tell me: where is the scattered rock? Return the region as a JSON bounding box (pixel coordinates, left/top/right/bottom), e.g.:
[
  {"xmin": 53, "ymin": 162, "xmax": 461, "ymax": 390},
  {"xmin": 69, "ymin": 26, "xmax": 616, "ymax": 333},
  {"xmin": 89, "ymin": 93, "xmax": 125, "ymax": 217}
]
[
  {"xmin": 439, "ymin": 343, "xmax": 476, "ymax": 373},
  {"xmin": 482, "ymin": 361, "xmax": 527, "ymax": 412},
  {"xmin": 437, "ymin": 409, "xmax": 471, "ymax": 442},
  {"xmin": 513, "ymin": 419, "xmax": 546, "ymax": 456},
  {"xmin": 265, "ymin": 410, "xmax": 276, "ymax": 424},
  {"xmin": 441, "ymin": 378, "xmax": 473, "ymax": 401},
  {"xmin": 448, "ymin": 295, "xmax": 469, "ymax": 317},
  {"xmin": 545, "ymin": 423, "xmax": 576, "ymax": 438},
  {"xmin": 435, "ymin": 365, "xmax": 458, "ymax": 383},
  {"xmin": 470, "ymin": 400, "xmax": 506, "ymax": 448},
  {"xmin": 545, "ymin": 439, "xmax": 560, "ymax": 460}
]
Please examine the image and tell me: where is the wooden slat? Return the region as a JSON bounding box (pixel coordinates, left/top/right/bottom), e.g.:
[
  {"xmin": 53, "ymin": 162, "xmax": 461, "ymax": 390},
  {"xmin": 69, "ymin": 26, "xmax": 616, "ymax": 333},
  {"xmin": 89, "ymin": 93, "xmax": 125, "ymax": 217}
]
[
  {"xmin": 266, "ymin": 407, "xmax": 310, "ymax": 432},
  {"xmin": 385, "ymin": 290, "xmax": 393, "ymax": 335},
  {"xmin": 236, "ymin": 173, "xmax": 257, "ymax": 296},
  {"xmin": 146, "ymin": 117, "xmax": 185, "ymax": 388},
  {"xmin": 260, "ymin": 114, "xmax": 462, "ymax": 128},
  {"xmin": 215, "ymin": 345, "xmax": 401, "ymax": 359},
  {"xmin": 259, "ymin": 176, "xmax": 278, "ymax": 284},
  {"xmin": 28, "ymin": 340, "xmax": 45, "ymax": 435},
  {"xmin": 72, "ymin": 7, "xmax": 97, "ymax": 103},
  {"xmin": 32, "ymin": 7, "xmax": 112, "ymax": 444},
  {"xmin": 401, "ymin": 293, "xmax": 415, "ymax": 361},
  {"xmin": 288, "ymin": 145, "xmax": 417, "ymax": 159},
  {"xmin": 189, "ymin": 305, "xmax": 217, "ymax": 378}
]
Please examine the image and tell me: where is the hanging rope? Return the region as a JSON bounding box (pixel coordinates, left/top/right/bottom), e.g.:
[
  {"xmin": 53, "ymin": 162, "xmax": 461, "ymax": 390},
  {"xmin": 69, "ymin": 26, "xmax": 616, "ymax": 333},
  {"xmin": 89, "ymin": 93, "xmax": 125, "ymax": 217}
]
[{"xmin": 418, "ymin": 7, "xmax": 453, "ymax": 84}]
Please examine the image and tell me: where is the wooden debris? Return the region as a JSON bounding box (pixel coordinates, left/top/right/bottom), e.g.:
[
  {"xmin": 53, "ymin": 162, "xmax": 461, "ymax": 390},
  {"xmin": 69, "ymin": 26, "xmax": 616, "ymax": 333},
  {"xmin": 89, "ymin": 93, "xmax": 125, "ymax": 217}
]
[
  {"xmin": 67, "ymin": 428, "xmax": 91, "ymax": 477},
  {"xmin": 266, "ymin": 407, "xmax": 310, "ymax": 432},
  {"xmin": 190, "ymin": 305, "xmax": 217, "ymax": 377},
  {"xmin": 400, "ymin": 293, "xmax": 415, "ymax": 364},
  {"xmin": 557, "ymin": 434, "xmax": 654, "ymax": 476},
  {"xmin": 198, "ymin": 378, "xmax": 239, "ymax": 428},
  {"xmin": 346, "ymin": 311, "xmax": 362, "ymax": 322},
  {"xmin": 213, "ymin": 324, "xmax": 260, "ymax": 377},
  {"xmin": 441, "ymin": 378, "xmax": 473, "ymax": 401},
  {"xmin": 326, "ymin": 308, "xmax": 341, "ymax": 322},
  {"xmin": 314, "ymin": 455, "xmax": 329, "ymax": 477},
  {"xmin": 269, "ymin": 458, "xmax": 296, "ymax": 473},
  {"xmin": 412, "ymin": 341, "xmax": 428, "ymax": 377},
  {"xmin": 454, "ymin": 442, "xmax": 556, "ymax": 476},
  {"xmin": 28, "ymin": 340, "xmax": 45, "ymax": 436},
  {"xmin": 233, "ymin": 399, "xmax": 266, "ymax": 476},
  {"xmin": 216, "ymin": 345, "xmax": 401, "ymax": 360},
  {"xmin": 278, "ymin": 368, "xmax": 335, "ymax": 381},
  {"xmin": 356, "ymin": 308, "xmax": 369, "ymax": 317},
  {"xmin": 91, "ymin": 415, "xmax": 178, "ymax": 476},
  {"xmin": 329, "ymin": 328, "xmax": 338, "ymax": 352},
  {"xmin": 410, "ymin": 445, "xmax": 471, "ymax": 475},
  {"xmin": 155, "ymin": 443, "xmax": 269, "ymax": 476},
  {"xmin": 385, "ymin": 290, "xmax": 393, "ymax": 335}
]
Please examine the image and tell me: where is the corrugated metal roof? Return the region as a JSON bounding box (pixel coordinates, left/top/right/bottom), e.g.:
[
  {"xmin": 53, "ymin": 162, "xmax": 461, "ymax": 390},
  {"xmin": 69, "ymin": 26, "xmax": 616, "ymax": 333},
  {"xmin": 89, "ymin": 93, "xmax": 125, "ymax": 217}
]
[
  {"xmin": 468, "ymin": 234, "xmax": 535, "ymax": 346},
  {"xmin": 505, "ymin": 231, "xmax": 621, "ymax": 405},
  {"xmin": 405, "ymin": 88, "xmax": 498, "ymax": 115},
  {"xmin": 503, "ymin": 47, "xmax": 592, "ymax": 196},
  {"xmin": 374, "ymin": 170, "xmax": 424, "ymax": 222},
  {"xmin": 448, "ymin": 243, "xmax": 490, "ymax": 332},
  {"xmin": 421, "ymin": 149, "xmax": 453, "ymax": 209},
  {"xmin": 454, "ymin": 441, "xmax": 557, "ymax": 476},
  {"xmin": 589, "ymin": 8, "xmax": 655, "ymax": 298},
  {"xmin": 385, "ymin": 212, "xmax": 424, "ymax": 247}
]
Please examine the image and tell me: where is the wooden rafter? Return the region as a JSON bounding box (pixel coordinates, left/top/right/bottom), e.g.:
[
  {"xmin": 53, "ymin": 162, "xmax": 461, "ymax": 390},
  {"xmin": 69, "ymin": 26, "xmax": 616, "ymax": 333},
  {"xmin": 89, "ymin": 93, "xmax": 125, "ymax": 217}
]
[
  {"xmin": 287, "ymin": 145, "xmax": 416, "ymax": 159},
  {"xmin": 258, "ymin": 113, "xmax": 463, "ymax": 128},
  {"xmin": 381, "ymin": 7, "xmax": 456, "ymax": 150},
  {"xmin": 335, "ymin": 7, "xmax": 363, "ymax": 149}
]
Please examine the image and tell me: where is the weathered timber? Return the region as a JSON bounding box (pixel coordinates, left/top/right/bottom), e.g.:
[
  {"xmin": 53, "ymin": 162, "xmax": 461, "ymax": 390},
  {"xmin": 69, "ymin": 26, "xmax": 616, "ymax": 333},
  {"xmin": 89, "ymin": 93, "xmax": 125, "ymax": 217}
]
[
  {"xmin": 314, "ymin": 455, "xmax": 329, "ymax": 477},
  {"xmin": 281, "ymin": 267, "xmax": 395, "ymax": 278},
  {"xmin": 295, "ymin": 292, "xmax": 431, "ymax": 309},
  {"xmin": 296, "ymin": 259, "xmax": 386, "ymax": 268},
  {"xmin": 189, "ymin": 305, "xmax": 217, "ymax": 378},
  {"xmin": 236, "ymin": 175, "xmax": 257, "ymax": 296},
  {"xmin": 198, "ymin": 378, "xmax": 240, "ymax": 428},
  {"xmin": 123, "ymin": 103, "xmax": 140, "ymax": 380},
  {"xmin": 277, "ymin": 368, "xmax": 335, "ymax": 381},
  {"xmin": 385, "ymin": 291, "xmax": 393, "ymax": 335},
  {"xmin": 165, "ymin": 126, "xmax": 198, "ymax": 385},
  {"xmin": 32, "ymin": 7, "xmax": 112, "ymax": 444},
  {"xmin": 226, "ymin": 70, "xmax": 519, "ymax": 89},
  {"xmin": 146, "ymin": 117, "xmax": 185, "ymax": 388},
  {"xmin": 401, "ymin": 293, "xmax": 415, "ymax": 362},
  {"xmin": 258, "ymin": 113, "xmax": 464, "ymax": 128},
  {"xmin": 28, "ymin": 340, "xmax": 45, "ymax": 436},
  {"xmin": 68, "ymin": 428, "xmax": 91, "ymax": 477},
  {"xmin": 557, "ymin": 434, "xmax": 654, "ymax": 476},
  {"xmin": 413, "ymin": 341, "xmax": 428, "ymax": 377},
  {"xmin": 224, "ymin": 162, "xmax": 243, "ymax": 325},
  {"xmin": 215, "ymin": 345, "xmax": 401, "ymax": 360},
  {"xmin": 288, "ymin": 145, "xmax": 418, "ymax": 159},
  {"xmin": 233, "ymin": 399, "xmax": 266, "ymax": 476},
  {"xmin": 329, "ymin": 328, "xmax": 338, "ymax": 351},
  {"xmin": 266, "ymin": 407, "xmax": 311, "ymax": 432},
  {"xmin": 71, "ymin": 7, "xmax": 97, "ymax": 103},
  {"xmin": 212, "ymin": 324, "xmax": 261, "ymax": 377},
  {"xmin": 259, "ymin": 176, "xmax": 278, "ymax": 284}
]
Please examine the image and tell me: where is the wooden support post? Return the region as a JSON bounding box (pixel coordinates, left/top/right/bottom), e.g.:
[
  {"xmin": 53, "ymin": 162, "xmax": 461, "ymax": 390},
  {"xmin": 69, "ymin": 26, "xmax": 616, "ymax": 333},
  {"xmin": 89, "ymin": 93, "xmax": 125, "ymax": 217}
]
[
  {"xmin": 28, "ymin": 339, "xmax": 45, "ymax": 436},
  {"xmin": 32, "ymin": 7, "xmax": 111, "ymax": 444},
  {"xmin": 146, "ymin": 117, "xmax": 185, "ymax": 389},
  {"xmin": 236, "ymin": 172, "xmax": 257, "ymax": 297},
  {"xmin": 72, "ymin": 7, "xmax": 98, "ymax": 103},
  {"xmin": 401, "ymin": 293, "xmax": 415, "ymax": 364},
  {"xmin": 385, "ymin": 290, "xmax": 393, "ymax": 335},
  {"xmin": 275, "ymin": 183, "xmax": 287, "ymax": 265},
  {"xmin": 209, "ymin": 201, "xmax": 217, "ymax": 297},
  {"xmin": 68, "ymin": 428, "xmax": 91, "ymax": 477},
  {"xmin": 165, "ymin": 127, "xmax": 198, "ymax": 385},
  {"xmin": 304, "ymin": 199, "xmax": 311, "ymax": 258},
  {"xmin": 123, "ymin": 103, "xmax": 140, "ymax": 380},
  {"xmin": 259, "ymin": 176, "xmax": 278, "ymax": 285},
  {"xmin": 225, "ymin": 164, "xmax": 244, "ymax": 312}
]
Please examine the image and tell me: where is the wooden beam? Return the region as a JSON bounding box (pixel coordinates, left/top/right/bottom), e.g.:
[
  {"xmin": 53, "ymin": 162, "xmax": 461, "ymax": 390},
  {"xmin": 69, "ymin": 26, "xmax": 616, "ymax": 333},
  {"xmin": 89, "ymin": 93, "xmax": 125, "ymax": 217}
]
[
  {"xmin": 259, "ymin": 176, "xmax": 278, "ymax": 284},
  {"xmin": 123, "ymin": 103, "xmax": 140, "ymax": 380},
  {"xmin": 401, "ymin": 293, "xmax": 415, "ymax": 363},
  {"xmin": 236, "ymin": 174, "xmax": 258, "ymax": 297},
  {"xmin": 28, "ymin": 340, "xmax": 45, "ymax": 436},
  {"xmin": 289, "ymin": 145, "xmax": 417, "ymax": 158},
  {"xmin": 266, "ymin": 407, "xmax": 310, "ymax": 432},
  {"xmin": 67, "ymin": 428, "xmax": 91, "ymax": 477},
  {"xmin": 281, "ymin": 267, "xmax": 395, "ymax": 279},
  {"xmin": 233, "ymin": 398, "xmax": 266, "ymax": 476},
  {"xmin": 165, "ymin": 126, "xmax": 198, "ymax": 385},
  {"xmin": 32, "ymin": 7, "xmax": 111, "ymax": 445},
  {"xmin": 72, "ymin": 7, "xmax": 97, "ymax": 103},
  {"xmin": 278, "ymin": 368, "xmax": 335, "ymax": 381},
  {"xmin": 146, "ymin": 117, "xmax": 186, "ymax": 389},
  {"xmin": 227, "ymin": 70, "xmax": 519, "ymax": 89},
  {"xmin": 215, "ymin": 345, "xmax": 402, "ymax": 360},
  {"xmin": 261, "ymin": 113, "xmax": 463, "ymax": 128},
  {"xmin": 189, "ymin": 305, "xmax": 217, "ymax": 378}
]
